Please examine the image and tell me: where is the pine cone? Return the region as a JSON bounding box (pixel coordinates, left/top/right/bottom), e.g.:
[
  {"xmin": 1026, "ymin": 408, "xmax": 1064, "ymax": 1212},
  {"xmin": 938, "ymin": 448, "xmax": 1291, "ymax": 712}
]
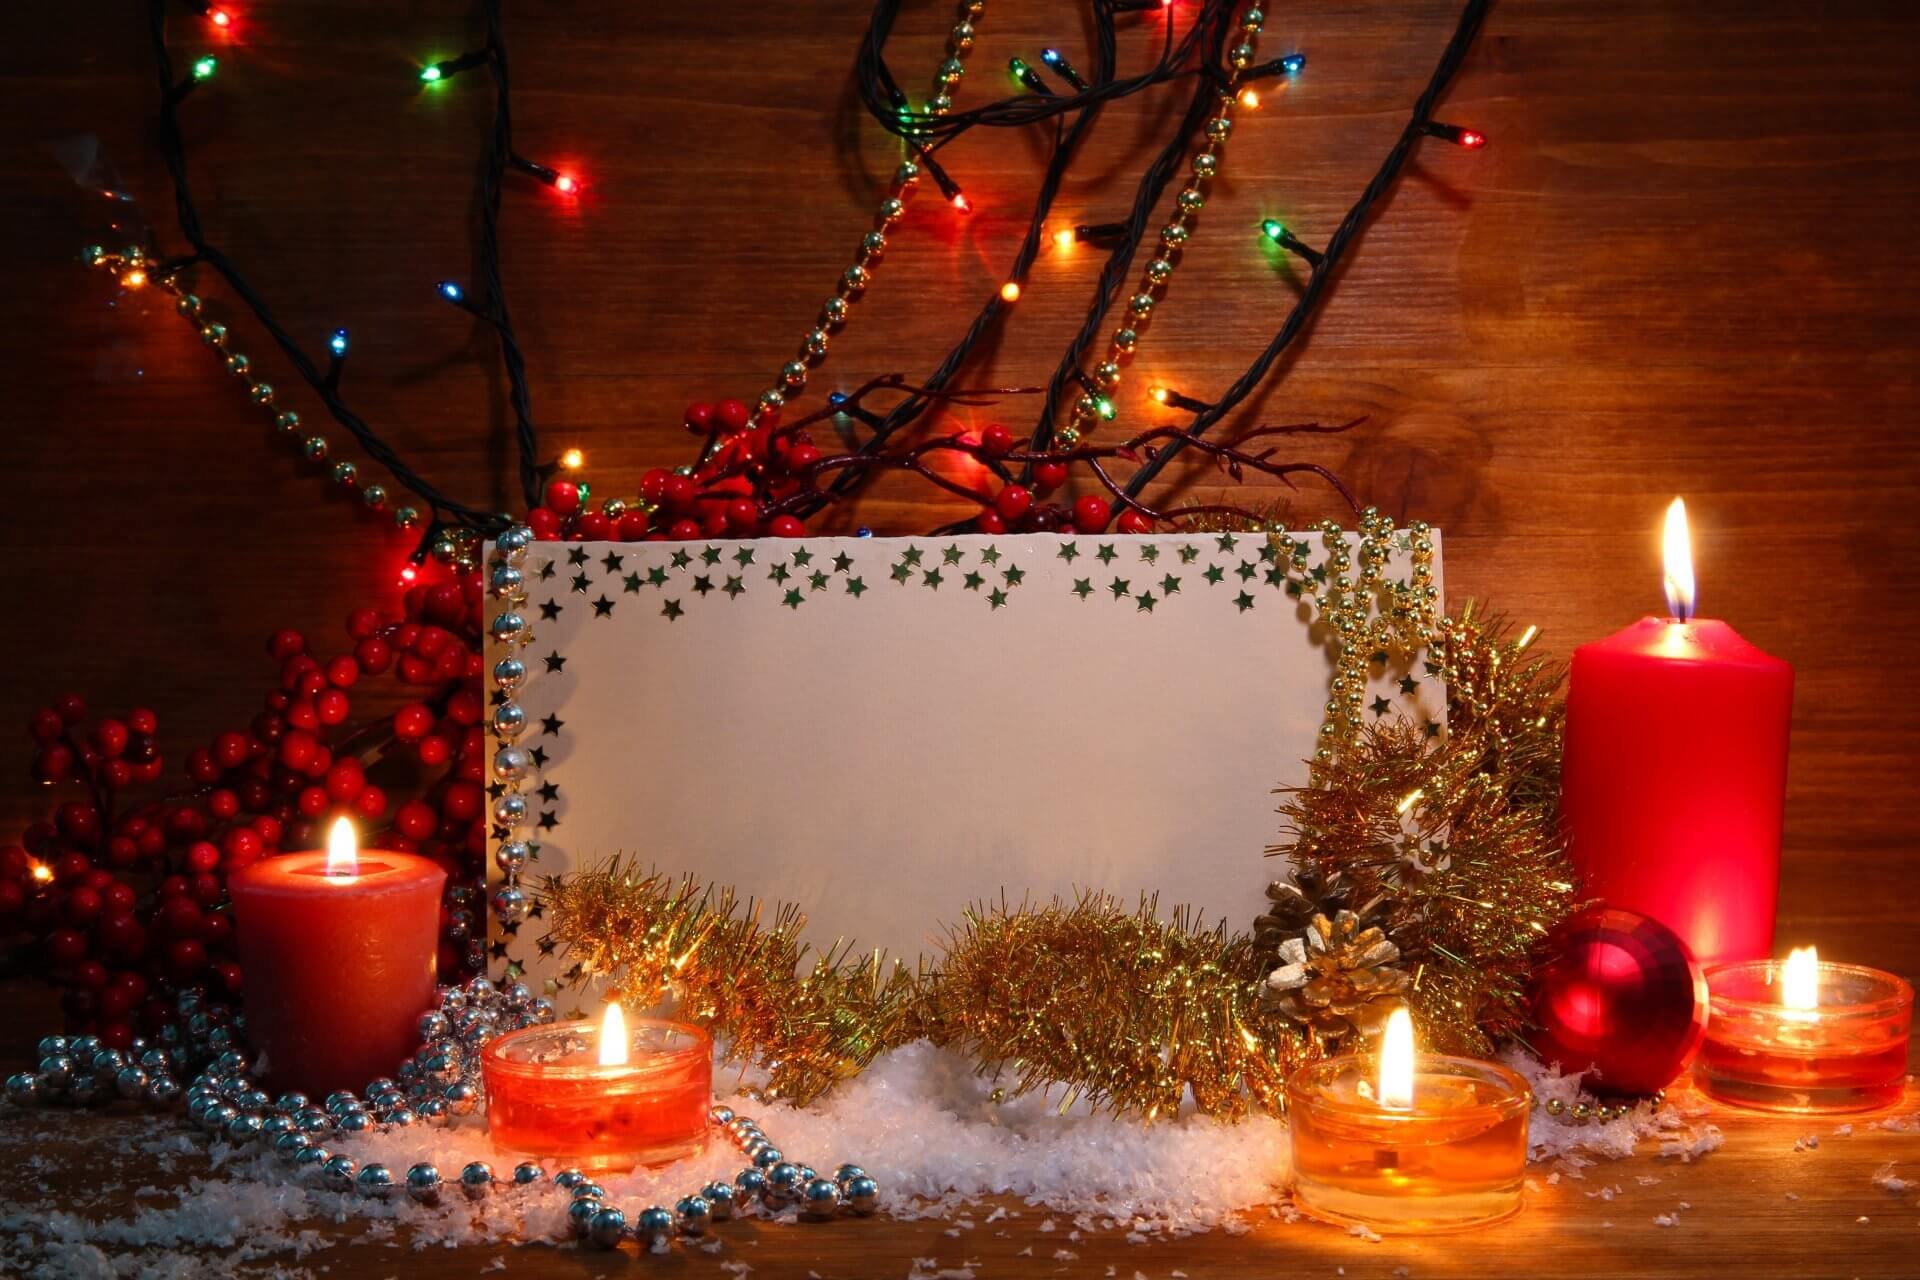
[{"xmin": 1260, "ymin": 908, "xmax": 1410, "ymax": 1044}]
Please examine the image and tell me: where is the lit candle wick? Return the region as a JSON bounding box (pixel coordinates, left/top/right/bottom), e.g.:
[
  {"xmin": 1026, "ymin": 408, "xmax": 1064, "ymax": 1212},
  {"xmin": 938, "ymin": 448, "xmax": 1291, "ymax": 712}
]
[
  {"xmin": 1379, "ymin": 1006, "xmax": 1415, "ymax": 1110},
  {"xmin": 325, "ymin": 816, "xmax": 358, "ymax": 877},
  {"xmin": 1780, "ymin": 945, "xmax": 1820, "ymax": 1016},
  {"xmin": 1662, "ymin": 496, "xmax": 1696, "ymax": 622},
  {"xmin": 599, "ymin": 1001, "xmax": 629, "ymax": 1066}
]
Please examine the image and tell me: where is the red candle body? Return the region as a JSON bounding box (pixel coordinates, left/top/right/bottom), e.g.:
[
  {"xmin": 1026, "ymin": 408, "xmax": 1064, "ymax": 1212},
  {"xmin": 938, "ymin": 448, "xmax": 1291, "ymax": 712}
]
[
  {"xmin": 1561, "ymin": 618, "xmax": 1793, "ymax": 967},
  {"xmin": 229, "ymin": 851, "xmax": 445, "ymax": 1097}
]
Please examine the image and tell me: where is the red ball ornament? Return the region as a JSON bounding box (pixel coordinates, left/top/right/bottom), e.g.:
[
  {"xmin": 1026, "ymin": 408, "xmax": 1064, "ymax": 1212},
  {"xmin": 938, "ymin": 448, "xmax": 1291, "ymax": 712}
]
[
  {"xmin": 994, "ymin": 484, "xmax": 1032, "ymax": 522},
  {"xmin": 1527, "ymin": 906, "xmax": 1708, "ymax": 1096},
  {"xmin": 544, "ymin": 479, "xmax": 581, "ymax": 515},
  {"xmin": 1115, "ymin": 509, "xmax": 1152, "ymax": 534},
  {"xmin": 1072, "ymin": 495, "xmax": 1111, "ymax": 533},
  {"xmin": 979, "ymin": 423, "xmax": 1014, "ymax": 458}
]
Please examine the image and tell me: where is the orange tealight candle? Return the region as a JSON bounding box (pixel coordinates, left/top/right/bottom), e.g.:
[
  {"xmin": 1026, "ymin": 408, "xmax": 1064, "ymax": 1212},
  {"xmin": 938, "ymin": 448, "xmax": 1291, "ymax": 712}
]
[
  {"xmin": 1287, "ymin": 1009, "xmax": 1531, "ymax": 1233},
  {"xmin": 483, "ymin": 1002, "xmax": 712, "ymax": 1172},
  {"xmin": 1695, "ymin": 946, "xmax": 1913, "ymax": 1114}
]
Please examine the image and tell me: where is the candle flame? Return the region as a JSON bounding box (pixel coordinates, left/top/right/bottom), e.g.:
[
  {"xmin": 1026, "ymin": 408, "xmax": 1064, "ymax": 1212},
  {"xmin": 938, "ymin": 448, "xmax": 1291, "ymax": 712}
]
[
  {"xmin": 1662, "ymin": 497, "xmax": 1696, "ymax": 621},
  {"xmin": 29, "ymin": 860, "xmax": 53, "ymax": 884},
  {"xmin": 599, "ymin": 1001, "xmax": 629, "ymax": 1066},
  {"xmin": 326, "ymin": 817, "xmax": 358, "ymax": 876},
  {"xmin": 1781, "ymin": 945, "xmax": 1819, "ymax": 1011},
  {"xmin": 1379, "ymin": 1006, "xmax": 1415, "ymax": 1109}
]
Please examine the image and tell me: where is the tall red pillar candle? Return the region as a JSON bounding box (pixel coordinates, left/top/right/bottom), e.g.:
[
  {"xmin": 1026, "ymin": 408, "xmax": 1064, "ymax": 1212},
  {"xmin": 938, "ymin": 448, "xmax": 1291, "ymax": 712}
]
[
  {"xmin": 229, "ymin": 818, "xmax": 446, "ymax": 1097},
  {"xmin": 1560, "ymin": 500, "xmax": 1793, "ymax": 967}
]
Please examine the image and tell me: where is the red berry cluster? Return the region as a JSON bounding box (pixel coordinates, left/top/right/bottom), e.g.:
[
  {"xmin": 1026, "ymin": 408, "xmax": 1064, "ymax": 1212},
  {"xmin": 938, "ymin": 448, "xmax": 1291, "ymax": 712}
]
[
  {"xmin": 972, "ymin": 423, "xmax": 1152, "ymax": 536},
  {"xmin": 3, "ymin": 566, "xmax": 489, "ymax": 1048},
  {"xmin": 525, "ymin": 398, "xmax": 813, "ymax": 542}
]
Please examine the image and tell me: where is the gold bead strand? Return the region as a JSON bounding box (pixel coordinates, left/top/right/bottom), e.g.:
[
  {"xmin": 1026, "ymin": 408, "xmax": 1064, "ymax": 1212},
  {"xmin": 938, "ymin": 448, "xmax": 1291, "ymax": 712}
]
[
  {"xmin": 750, "ymin": 0, "xmax": 987, "ymax": 426},
  {"xmin": 81, "ymin": 247, "xmax": 418, "ymax": 532},
  {"xmin": 1059, "ymin": 3, "xmax": 1267, "ymax": 448}
]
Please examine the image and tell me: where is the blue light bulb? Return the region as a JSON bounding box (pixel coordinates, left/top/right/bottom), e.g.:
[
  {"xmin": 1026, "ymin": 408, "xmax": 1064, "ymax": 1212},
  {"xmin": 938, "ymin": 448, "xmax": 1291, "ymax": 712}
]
[
  {"xmin": 328, "ymin": 328, "xmax": 349, "ymax": 357},
  {"xmin": 437, "ymin": 281, "xmax": 464, "ymax": 302},
  {"xmin": 1281, "ymin": 52, "xmax": 1305, "ymax": 74}
]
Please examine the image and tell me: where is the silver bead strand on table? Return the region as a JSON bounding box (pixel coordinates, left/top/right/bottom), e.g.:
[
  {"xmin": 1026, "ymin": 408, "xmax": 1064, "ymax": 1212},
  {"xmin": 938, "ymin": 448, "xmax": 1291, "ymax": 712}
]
[{"xmin": 485, "ymin": 526, "xmax": 539, "ymax": 956}]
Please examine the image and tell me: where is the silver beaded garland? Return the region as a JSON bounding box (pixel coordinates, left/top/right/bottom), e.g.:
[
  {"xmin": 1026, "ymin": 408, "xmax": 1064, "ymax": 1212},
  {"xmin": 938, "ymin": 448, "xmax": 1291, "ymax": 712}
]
[{"xmin": 405, "ymin": 1162, "xmax": 442, "ymax": 1204}]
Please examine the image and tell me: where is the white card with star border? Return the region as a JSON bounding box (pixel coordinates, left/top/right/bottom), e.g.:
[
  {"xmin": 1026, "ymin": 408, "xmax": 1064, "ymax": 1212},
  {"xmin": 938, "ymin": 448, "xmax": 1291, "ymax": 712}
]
[{"xmin": 485, "ymin": 531, "xmax": 1442, "ymax": 993}]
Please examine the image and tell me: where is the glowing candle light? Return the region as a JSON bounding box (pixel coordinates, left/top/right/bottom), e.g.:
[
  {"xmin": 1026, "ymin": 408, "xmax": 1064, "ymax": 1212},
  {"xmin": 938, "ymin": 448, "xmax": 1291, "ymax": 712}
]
[
  {"xmin": 1697, "ymin": 947, "xmax": 1911, "ymax": 1114},
  {"xmin": 1287, "ymin": 1008, "xmax": 1530, "ymax": 1231},
  {"xmin": 1561, "ymin": 498, "xmax": 1794, "ymax": 966},
  {"xmin": 229, "ymin": 818, "xmax": 445, "ymax": 1095},
  {"xmin": 598, "ymin": 1002, "xmax": 629, "ymax": 1066},
  {"xmin": 485, "ymin": 1005, "xmax": 711, "ymax": 1171}
]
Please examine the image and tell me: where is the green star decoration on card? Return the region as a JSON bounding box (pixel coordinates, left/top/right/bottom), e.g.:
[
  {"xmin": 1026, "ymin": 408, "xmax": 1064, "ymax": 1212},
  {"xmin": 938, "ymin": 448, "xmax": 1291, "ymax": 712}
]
[
  {"xmin": 1236, "ymin": 560, "xmax": 1257, "ymax": 581},
  {"xmin": 733, "ymin": 546, "xmax": 756, "ymax": 567},
  {"xmin": 1002, "ymin": 565, "xmax": 1025, "ymax": 586},
  {"xmin": 591, "ymin": 595, "xmax": 614, "ymax": 617},
  {"xmin": 832, "ymin": 552, "xmax": 854, "ymax": 573},
  {"xmin": 1161, "ymin": 574, "xmax": 1181, "ymax": 595},
  {"xmin": 1234, "ymin": 591, "xmax": 1256, "ymax": 612},
  {"xmin": 1399, "ymin": 675, "xmax": 1420, "ymax": 695},
  {"xmin": 1216, "ymin": 534, "xmax": 1237, "ymax": 553},
  {"xmin": 1259, "ymin": 542, "xmax": 1279, "ymax": 564},
  {"xmin": 791, "ymin": 548, "xmax": 813, "ymax": 567},
  {"xmin": 783, "ymin": 588, "xmax": 805, "ymax": 609},
  {"xmin": 768, "ymin": 563, "xmax": 791, "ymax": 583},
  {"xmin": 1138, "ymin": 544, "xmax": 1160, "ymax": 564},
  {"xmin": 723, "ymin": 575, "xmax": 745, "ymax": 599},
  {"xmin": 1135, "ymin": 591, "xmax": 1157, "ymax": 612},
  {"xmin": 571, "ymin": 573, "xmax": 591, "ymax": 594},
  {"xmin": 1178, "ymin": 544, "xmax": 1199, "ymax": 563},
  {"xmin": 1265, "ymin": 566, "xmax": 1287, "ymax": 588},
  {"xmin": 1203, "ymin": 564, "xmax": 1225, "ymax": 585},
  {"xmin": 1058, "ymin": 541, "xmax": 1080, "ymax": 562},
  {"xmin": 648, "ymin": 566, "xmax": 669, "ymax": 587},
  {"xmin": 809, "ymin": 570, "xmax": 829, "ymax": 591},
  {"xmin": 671, "ymin": 550, "xmax": 692, "ymax": 569},
  {"xmin": 902, "ymin": 546, "xmax": 925, "ymax": 567},
  {"xmin": 701, "ymin": 546, "xmax": 722, "ymax": 566},
  {"xmin": 1370, "ymin": 695, "xmax": 1393, "ymax": 717},
  {"xmin": 692, "ymin": 575, "xmax": 714, "ymax": 596},
  {"xmin": 622, "ymin": 572, "xmax": 643, "ymax": 593},
  {"xmin": 537, "ymin": 561, "xmax": 555, "ymax": 580},
  {"xmin": 922, "ymin": 568, "xmax": 944, "ymax": 589},
  {"xmin": 1072, "ymin": 578, "xmax": 1093, "ymax": 599},
  {"xmin": 602, "ymin": 552, "xmax": 624, "ymax": 572},
  {"xmin": 568, "ymin": 548, "xmax": 589, "ymax": 566},
  {"xmin": 1109, "ymin": 577, "xmax": 1131, "ymax": 599},
  {"xmin": 943, "ymin": 544, "xmax": 964, "ymax": 565},
  {"xmin": 661, "ymin": 599, "xmax": 683, "ymax": 621},
  {"xmin": 845, "ymin": 576, "xmax": 868, "ymax": 597},
  {"xmin": 963, "ymin": 570, "xmax": 985, "ymax": 591},
  {"xmin": 980, "ymin": 545, "xmax": 1002, "ymax": 566},
  {"xmin": 890, "ymin": 562, "xmax": 913, "ymax": 583},
  {"xmin": 988, "ymin": 588, "xmax": 1009, "ymax": 609},
  {"xmin": 1096, "ymin": 544, "xmax": 1117, "ymax": 564}
]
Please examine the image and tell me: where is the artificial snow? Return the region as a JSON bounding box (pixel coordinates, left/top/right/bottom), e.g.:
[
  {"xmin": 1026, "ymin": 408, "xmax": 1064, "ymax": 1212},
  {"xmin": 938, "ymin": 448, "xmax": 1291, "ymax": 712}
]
[{"xmin": 1, "ymin": 1038, "xmax": 1732, "ymax": 1276}]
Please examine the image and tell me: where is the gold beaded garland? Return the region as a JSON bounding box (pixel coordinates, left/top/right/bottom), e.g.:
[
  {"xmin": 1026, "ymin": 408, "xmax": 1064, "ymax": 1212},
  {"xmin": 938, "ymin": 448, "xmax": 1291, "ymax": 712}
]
[{"xmin": 747, "ymin": 0, "xmax": 987, "ymax": 428}]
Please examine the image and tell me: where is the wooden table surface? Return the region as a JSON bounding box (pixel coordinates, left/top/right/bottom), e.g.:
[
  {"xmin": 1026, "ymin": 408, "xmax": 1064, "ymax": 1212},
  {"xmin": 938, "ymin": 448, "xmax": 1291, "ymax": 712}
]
[{"xmin": 4, "ymin": 979, "xmax": 1918, "ymax": 1279}]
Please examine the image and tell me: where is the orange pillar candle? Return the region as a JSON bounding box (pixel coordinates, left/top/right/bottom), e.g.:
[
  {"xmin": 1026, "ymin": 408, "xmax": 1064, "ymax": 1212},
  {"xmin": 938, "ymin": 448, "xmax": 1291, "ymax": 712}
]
[
  {"xmin": 483, "ymin": 1002, "xmax": 712, "ymax": 1172},
  {"xmin": 228, "ymin": 819, "xmax": 446, "ymax": 1097},
  {"xmin": 1695, "ymin": 947, "xmax": 1913, "ymax": 1114},
  {"xmin": 1287, "ymin": 1009, "xmax": 1531, "ymax": 1233},
  {"xmin": 1560, "ymin": 499, "xmax": 1794, "ymax": 967}
]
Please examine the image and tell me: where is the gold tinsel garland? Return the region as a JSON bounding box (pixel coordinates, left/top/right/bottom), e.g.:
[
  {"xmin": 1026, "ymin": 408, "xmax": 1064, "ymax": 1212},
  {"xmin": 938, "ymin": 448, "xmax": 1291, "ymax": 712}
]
[
  {"xmin": 538, "ymin": 516, "xmax": 1574, "ymax": 1117},
  {"xmin": 1272, "ymin": 601, "xmax": 1578, "ymax": 1055}
]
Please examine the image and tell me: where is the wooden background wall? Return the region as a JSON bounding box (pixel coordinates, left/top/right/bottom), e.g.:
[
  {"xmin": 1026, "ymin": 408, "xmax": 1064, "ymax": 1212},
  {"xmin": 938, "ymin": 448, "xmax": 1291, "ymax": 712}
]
[{"xmin": 3, "ymin": 2, "xmax": 1915, "ymax": 966}]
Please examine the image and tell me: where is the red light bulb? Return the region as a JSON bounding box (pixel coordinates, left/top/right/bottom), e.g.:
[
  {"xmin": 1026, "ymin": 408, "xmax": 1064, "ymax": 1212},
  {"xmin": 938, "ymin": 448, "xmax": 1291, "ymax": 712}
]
[
  {"xmin": 399, "ymin": 565, "xmax": 419, "ymax": 585},
  {"xmin": 210, "ymin": 7, "xmax": 232, "ymax": 27},
  {"xmin": 553, "ymin": 174, "xmax": 579, "ymax": 194},
  {"xmin": 950, "ymin": 192, "xmax": 972, "ymax": 215},
  {"xmin": 1460, "ymin": 130, "xmax": 1487, "ymax": 149}
]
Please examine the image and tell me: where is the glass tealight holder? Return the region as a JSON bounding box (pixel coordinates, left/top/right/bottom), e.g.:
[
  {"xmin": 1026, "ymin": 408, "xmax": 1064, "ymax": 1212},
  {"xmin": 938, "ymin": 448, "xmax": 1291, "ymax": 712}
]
[
  {"xmin": 1695, "ymin": 961, "xmax": 1912, "ymax": 1114},
  {"xmin": 1286, "ymin": 1055, "xmax": 1531, "ymax": 1233},
  {"xmin": 482, "ymin": 1018, "xmax": 711, "ymax": 1171}
]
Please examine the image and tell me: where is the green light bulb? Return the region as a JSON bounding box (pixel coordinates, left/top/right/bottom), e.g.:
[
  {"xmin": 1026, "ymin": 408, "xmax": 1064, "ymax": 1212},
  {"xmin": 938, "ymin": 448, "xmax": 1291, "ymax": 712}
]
[
  {"xmin": 192, "ymin": 56, "xmax": 217, "ymax": 81},
  {"xmin": 420, "ymin": 64, "xmax": 443, "ymax": 83},
  {"xmin": 1260, "ymin": 219, "xmax": 1286, "ymax": 243},
  {"xmin": 1096, "ymin": 397, "xmax": 1117, "ymax": 421},
  {"xmin": 1009, "ymin": 57, "xmax": 1029, "ymax": 80}
]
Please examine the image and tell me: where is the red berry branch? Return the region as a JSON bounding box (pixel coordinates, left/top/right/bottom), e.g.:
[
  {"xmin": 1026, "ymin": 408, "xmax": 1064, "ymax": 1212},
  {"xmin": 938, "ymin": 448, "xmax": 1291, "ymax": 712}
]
[
  {"xmin": 523, "ymin": 376, "xmax": 1360, "ymax": 542},
  {"xmin": 3, "ymin": 568, "xmax": 487, "ymax": 1047}
]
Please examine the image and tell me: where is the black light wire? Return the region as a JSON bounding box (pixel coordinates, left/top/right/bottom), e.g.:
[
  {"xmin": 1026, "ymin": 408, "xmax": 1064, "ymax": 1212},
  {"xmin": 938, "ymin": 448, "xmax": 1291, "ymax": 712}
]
[{"xmin": 145, "ymin": 0, "xmax": 528, "ymax": 532}]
